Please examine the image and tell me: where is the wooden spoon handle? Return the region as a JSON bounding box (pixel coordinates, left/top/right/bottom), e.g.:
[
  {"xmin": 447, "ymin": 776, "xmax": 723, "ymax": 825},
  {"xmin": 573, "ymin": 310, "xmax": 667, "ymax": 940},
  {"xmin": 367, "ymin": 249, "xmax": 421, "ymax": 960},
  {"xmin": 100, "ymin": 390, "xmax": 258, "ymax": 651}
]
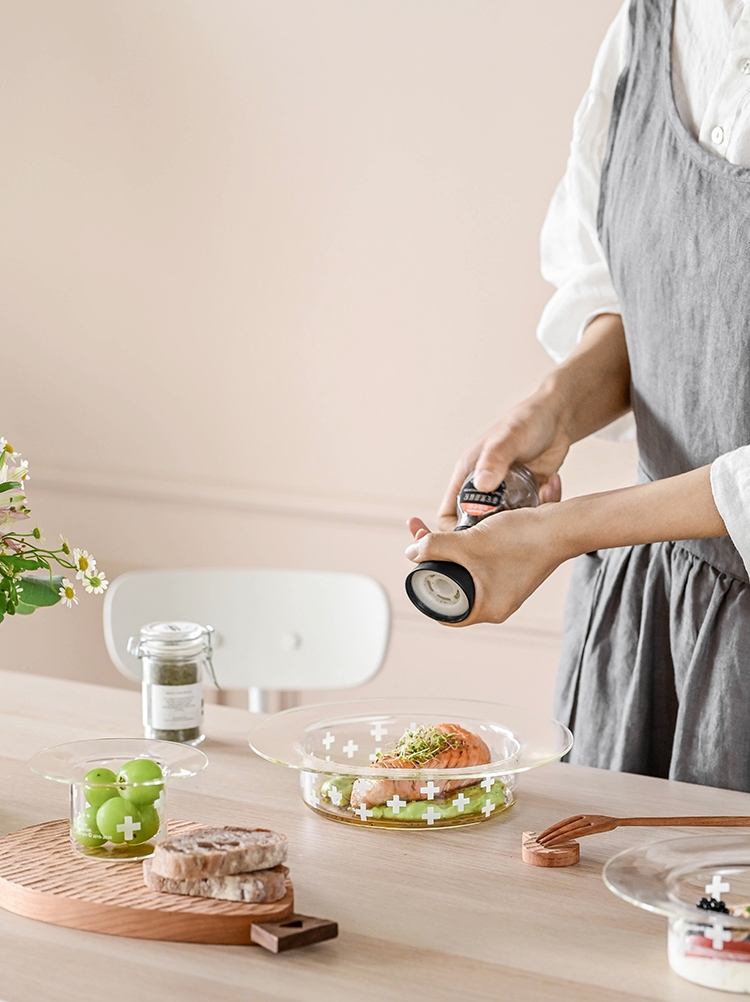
[{"xmin": 617, "ymin": 816, "xmax": 750, "ymax": 827}]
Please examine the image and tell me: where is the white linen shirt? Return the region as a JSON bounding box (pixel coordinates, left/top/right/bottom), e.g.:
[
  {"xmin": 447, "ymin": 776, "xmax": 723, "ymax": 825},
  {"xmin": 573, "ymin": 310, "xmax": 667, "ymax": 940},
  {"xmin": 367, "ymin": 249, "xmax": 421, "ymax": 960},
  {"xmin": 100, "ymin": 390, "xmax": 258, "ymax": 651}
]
[{"xmin": 537, "ymin": 0, "xmax": 750, "ymax": 572}]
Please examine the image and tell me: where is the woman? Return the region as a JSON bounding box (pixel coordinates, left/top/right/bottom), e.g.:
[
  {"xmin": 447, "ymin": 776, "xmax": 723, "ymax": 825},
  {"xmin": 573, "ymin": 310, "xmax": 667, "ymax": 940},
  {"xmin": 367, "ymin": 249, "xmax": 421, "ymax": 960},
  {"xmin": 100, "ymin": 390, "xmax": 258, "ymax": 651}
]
[{"xmin": 406, "ymin": 0, "xmax": 750, "ymax": 791}]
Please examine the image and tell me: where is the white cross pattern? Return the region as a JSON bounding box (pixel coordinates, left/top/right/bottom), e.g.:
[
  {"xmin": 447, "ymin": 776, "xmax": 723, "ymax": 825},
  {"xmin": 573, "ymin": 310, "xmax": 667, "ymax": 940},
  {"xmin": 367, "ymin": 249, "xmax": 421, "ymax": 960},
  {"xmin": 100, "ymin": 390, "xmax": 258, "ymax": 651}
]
[
  {"xmin": 422, "ymin": 806, "xmax": 442, "ymax": 825},
  {"xmin": 328, "ymin": 785, "xmax": 343, "ymax": 807},
  {"xmin": 420, "ymin": 781, "xmax": 440, "ymax": 801},
  {"xmin": 342, "ymin": 739, "xmax": 358, "ymax": 759},
  {"xmin": 452, "ymin": 792, "xmax": 471, "ymax": 812},
  {"xmin": 481, "ymin": 798, "xmax": 496, "ymax": 818},
  {"xmin": 708, "ymin": 924, "xmax": 733, "ymax": 951},
  {"xmin": 480, "ymin": 775, "xmax": 495, "ymax": 792},
  {"xmin": 117, "ymin": 815, "xmax": 142, "ymax": 841},
  {"xmin": 705, "ymin": 874, "xmax": 731, "ymax": 901},
  {"xmin": 386, "ymin": 794, "xmax": 407, "ymax": 814},
  {"xmin": 153, "ymin": 790, "xmax": 165, "ymax": 813},
  {"xmin": 370, "ymin": 721, "xmax": 389, "ymax": 742},
  {"xmin": 309, "ymin": 790, "xmax": 321, "ymax": 809},
  {"xmin": 353, "ymin": 803, "xmax": 373, "ymax": 821},
  {"xmin": 322, "ymin": 731, "xmax": 335, "ymax": 750}
]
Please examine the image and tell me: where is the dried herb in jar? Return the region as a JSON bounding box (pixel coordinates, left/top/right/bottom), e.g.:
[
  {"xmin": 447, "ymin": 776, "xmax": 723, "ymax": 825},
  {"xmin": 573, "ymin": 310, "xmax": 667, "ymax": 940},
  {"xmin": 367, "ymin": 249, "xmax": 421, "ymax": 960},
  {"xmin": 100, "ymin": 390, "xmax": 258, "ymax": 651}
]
[{"xmin": 129, "ymin": 622, "xmax": 215, "ymax": 745}]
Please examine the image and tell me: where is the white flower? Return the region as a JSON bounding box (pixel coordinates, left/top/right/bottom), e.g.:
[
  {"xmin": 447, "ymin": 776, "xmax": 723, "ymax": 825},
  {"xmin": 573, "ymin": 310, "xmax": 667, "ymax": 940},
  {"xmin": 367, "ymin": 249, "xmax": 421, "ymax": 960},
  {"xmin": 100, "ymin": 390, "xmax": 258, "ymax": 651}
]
[
  {"xmin": 8, "ymin": 458, "xmax": 29, "ymax": 483},
  {"xmin": 58, "ymin": 579, "xmax": 78, "ymax": 608},
  {"xmin": 83, "ymin": 572, "xmax": 108, "ymax": 595},
  {"xmin": 0, "ymin": 506, "xmax": 29, "ymax": 532},
  {"xmin": 72, "ymin": 548, "xmax": 96, "ymax": 580},
  {"xmin": 0, "ymin": 439, "xmax": 17, "ymax": 457}
]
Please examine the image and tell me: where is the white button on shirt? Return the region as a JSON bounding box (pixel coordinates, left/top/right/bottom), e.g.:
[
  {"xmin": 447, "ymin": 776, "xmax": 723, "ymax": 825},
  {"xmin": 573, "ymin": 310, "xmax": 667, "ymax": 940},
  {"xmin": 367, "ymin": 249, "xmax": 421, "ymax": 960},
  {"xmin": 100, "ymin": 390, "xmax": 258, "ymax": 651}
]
[{"xmin": 537, "ymin": 0, "xmax": 750, "ymax": 572}]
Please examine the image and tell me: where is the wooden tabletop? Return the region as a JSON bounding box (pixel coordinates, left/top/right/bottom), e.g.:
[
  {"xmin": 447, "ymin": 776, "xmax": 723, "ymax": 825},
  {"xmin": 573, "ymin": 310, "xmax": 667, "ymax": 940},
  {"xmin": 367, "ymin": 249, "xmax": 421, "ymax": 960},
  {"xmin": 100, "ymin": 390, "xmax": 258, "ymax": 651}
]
[{"xmin": 2, "ymin": 670, "xmax": 748, "ymax": 1002}]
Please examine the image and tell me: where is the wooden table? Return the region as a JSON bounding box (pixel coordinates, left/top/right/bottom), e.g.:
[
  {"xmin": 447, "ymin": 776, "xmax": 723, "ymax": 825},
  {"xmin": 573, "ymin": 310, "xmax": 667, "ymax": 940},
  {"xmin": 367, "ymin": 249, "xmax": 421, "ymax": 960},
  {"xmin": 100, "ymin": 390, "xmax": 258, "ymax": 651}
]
[{"xmin": 2, "ymin": 670, "xmax": 749, "ymax": 1001}]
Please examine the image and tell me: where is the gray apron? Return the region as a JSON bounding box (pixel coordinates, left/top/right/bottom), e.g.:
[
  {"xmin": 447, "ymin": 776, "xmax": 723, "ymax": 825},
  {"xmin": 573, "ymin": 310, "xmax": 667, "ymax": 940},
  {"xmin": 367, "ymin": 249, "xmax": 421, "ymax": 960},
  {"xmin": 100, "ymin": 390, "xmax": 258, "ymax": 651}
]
[{"xmin": 553, "ymin": 0, "xmax": 750, "ymax": 791}]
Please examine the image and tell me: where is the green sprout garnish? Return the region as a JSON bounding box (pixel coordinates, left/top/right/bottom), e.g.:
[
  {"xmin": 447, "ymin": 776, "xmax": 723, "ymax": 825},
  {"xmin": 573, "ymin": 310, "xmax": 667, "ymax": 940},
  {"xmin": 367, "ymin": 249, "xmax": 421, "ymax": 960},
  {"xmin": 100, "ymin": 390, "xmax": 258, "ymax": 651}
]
[{"xmin": 376, "ymin": 725, "xmax": 462, "ymax": 766}]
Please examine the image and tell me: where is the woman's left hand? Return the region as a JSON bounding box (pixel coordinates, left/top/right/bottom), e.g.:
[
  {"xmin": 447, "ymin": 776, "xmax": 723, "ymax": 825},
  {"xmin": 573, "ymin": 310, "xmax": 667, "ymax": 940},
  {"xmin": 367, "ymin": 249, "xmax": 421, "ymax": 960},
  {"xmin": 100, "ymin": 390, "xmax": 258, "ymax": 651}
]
[{"xmin": 405, "ymin": 510, "xmax": 563, "ymax": 626}]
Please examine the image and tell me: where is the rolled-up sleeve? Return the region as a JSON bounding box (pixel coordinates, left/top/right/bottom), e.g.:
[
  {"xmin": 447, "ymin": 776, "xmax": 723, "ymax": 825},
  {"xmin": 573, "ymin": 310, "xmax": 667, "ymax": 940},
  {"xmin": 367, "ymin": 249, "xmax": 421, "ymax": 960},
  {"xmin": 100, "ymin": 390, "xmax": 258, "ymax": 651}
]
[
  {"xmin": 711, "ymin": 449, "xmax": 750, "ymax": 575},
  {"xmin": 536, "ymin": 0, "xmax": 631, "ymax": 438}
]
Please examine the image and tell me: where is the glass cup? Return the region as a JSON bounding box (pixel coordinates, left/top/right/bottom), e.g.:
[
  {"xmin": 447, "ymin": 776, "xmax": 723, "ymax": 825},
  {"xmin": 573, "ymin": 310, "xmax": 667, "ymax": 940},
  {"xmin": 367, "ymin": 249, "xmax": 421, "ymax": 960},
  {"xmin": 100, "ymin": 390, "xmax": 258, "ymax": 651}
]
[{"xmin": 29, "ymin": 738, "xmax": 208, "ymax": 861}]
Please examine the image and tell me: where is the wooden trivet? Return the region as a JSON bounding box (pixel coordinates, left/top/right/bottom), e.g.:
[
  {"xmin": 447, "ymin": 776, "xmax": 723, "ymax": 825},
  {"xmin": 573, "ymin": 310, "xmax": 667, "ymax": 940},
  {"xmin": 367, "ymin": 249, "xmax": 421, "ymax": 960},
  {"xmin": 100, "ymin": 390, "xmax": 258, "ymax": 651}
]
[
  {"xmin": 0, "ymin": 819, "xmax": 294, "ymax": 944},
  {"xmin": 522, "ymin": 830, "xmax": 579, "ymax": 867},
  {"xmin": 251, "ymin": 914, "xmax": 339, "ymax": 953}
]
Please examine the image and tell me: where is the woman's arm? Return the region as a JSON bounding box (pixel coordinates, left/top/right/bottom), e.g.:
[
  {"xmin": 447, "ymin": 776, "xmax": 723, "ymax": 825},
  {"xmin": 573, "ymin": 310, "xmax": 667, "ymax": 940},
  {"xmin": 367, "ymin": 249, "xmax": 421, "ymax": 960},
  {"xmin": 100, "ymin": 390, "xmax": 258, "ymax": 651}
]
[{"xmin": 408, "ymin": 465, "xmax": 727, "ymax": 626}]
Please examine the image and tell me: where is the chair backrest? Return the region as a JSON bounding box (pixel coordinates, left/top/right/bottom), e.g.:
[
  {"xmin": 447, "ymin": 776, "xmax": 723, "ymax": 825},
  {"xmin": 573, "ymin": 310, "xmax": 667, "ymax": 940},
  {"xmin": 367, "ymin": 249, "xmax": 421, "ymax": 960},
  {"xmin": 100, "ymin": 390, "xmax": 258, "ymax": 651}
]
[{"xmin": 103, "ymin": 568, "xmax": 390, "ymax": 690}]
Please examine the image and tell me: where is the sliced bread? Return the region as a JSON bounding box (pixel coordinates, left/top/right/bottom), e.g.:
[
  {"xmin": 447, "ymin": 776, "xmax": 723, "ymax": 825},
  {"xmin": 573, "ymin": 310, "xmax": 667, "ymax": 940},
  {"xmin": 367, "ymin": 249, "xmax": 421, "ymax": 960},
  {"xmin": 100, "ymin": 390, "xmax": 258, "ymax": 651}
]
[
  {"xmin": 143, "ymin": 860, "xmax": 289, "ymax": 903},
  {"xmin": 150, "ymin": 826, "xmax": 288, "ymax": 880}
]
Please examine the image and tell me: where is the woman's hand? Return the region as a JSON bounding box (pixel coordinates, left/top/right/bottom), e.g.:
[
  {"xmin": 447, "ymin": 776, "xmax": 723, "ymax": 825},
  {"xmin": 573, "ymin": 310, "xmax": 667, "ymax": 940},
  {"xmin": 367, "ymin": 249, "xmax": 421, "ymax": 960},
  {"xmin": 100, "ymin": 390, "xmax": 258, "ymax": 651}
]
[
  {"xmin": 436, "ymin": 388, "xmax": 568, "ymax": 531},
  {"xmin": 435, "ymin": 313, "xmax": 630, "ymax": 531},
  {"xmin": 406, "ymin": 509, "xmax": 564, "ymax": 626}
]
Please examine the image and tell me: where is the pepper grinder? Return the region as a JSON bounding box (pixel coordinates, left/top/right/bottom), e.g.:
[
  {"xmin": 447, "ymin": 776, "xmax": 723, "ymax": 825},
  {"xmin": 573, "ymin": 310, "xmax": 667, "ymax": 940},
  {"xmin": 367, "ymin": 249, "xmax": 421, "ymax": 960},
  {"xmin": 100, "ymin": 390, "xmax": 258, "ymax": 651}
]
[{"xmin": 405, "ymin": 463, "xmax": 539, "ymax": 623}]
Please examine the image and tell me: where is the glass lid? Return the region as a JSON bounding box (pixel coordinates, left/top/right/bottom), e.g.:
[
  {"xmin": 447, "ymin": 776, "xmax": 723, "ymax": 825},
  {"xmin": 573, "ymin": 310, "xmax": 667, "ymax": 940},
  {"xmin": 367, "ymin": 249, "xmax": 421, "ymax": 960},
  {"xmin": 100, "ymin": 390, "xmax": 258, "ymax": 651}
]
[
  {"xmin": 604, "ymin": 834, "xmax": 750, "ymax": 930},
  {"xmin": 248, "ymin": 697, "xmax": 572, "ymax": 779},
  {"xmin": 29, "ymin": 737, "xmax": 208, "ymax": 785}
]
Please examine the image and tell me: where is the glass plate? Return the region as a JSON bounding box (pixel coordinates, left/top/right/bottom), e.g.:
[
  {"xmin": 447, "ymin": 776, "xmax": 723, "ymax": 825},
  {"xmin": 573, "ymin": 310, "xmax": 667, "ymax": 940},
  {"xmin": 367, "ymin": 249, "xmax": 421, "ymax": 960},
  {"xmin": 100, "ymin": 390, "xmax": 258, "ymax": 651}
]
[
  {"xmin": 604, "ymin": 835, "xmax": 750, "ymax": 993},
  {"xmin": 249, "ymin": 698, "xmax": 572, "ymax": 829},
  {"xmin": 29, "ymin": 737, "xmax": 208, "ymax": 785}
]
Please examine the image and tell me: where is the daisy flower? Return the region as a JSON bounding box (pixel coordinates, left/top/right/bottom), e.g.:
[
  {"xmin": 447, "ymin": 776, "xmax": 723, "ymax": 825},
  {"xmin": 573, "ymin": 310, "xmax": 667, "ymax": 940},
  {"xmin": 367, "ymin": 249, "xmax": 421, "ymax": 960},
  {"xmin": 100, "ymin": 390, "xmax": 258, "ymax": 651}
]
[
  {"xmin": 59, "ymin": 536, "xmax": 71, "ymax": 555},
  {"xmin": 72, "ymin": 548, "xmax": 96, "ymax": 580},
  {"xmin": 58, "ymin": 579, "xmax": 78, "ymax": 608},
  {"xmin": 83, "ymin": 572, "xmax": 108, "ymax": 595}
]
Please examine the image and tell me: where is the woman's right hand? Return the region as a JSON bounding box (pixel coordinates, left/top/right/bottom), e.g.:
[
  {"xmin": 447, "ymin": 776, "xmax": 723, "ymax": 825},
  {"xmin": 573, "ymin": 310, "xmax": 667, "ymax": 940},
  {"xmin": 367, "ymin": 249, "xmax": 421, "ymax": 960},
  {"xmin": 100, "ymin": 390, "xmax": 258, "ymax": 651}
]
[
  {"xmin": 436, "ymin": 382, "xmax": 570, "ymax": 530},
  {"xmin": 434, "ymin": 313, "xmax": 630, "ymax": 530}
]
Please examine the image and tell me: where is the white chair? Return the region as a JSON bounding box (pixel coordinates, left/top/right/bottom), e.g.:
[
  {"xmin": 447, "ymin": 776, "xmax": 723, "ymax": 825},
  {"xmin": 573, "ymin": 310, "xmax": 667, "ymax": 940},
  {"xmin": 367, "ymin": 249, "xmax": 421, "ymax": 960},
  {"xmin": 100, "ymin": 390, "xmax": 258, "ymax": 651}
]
[{"xmin": 103, "ymin": 568, "xmax": 390, "ymax": 711}]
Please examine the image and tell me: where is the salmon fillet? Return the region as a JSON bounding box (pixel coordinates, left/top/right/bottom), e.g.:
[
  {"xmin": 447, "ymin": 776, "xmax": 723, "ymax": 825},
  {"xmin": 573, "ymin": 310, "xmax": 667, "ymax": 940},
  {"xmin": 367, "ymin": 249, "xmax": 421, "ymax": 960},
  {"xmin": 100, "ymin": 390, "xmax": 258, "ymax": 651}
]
[{"xmin": 350, "ymin": 723, "xmax": 491, "ymax": 809}]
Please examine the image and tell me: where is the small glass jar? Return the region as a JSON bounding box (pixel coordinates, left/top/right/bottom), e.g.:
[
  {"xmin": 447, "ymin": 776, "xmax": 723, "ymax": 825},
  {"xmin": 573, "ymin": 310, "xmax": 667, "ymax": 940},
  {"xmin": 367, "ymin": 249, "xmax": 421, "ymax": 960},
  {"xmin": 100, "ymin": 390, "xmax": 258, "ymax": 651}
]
[{"xmin": 128, "ymin": 621, "xmax": 215, "ymax": 745}]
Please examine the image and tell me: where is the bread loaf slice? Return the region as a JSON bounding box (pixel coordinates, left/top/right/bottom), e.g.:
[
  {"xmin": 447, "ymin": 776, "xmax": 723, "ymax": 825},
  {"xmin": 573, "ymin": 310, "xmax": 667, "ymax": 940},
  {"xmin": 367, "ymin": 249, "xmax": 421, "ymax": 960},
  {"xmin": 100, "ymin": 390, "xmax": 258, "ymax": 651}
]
[
  {"xmin": 143, "ymin": 860, "xmax": 289, "ymax": 903},
  {"xmin": 150, "ymin": 826, "xmax": 287, "ymax": 880}
]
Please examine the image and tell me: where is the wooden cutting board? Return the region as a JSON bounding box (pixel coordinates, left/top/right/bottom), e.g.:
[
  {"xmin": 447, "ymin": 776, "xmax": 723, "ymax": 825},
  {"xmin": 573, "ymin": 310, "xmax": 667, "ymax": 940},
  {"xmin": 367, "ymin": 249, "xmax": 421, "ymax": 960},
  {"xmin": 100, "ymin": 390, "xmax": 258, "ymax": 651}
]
[{"xmin": 0, "ymin": 819, "xmax": 294, "ymax": 944}]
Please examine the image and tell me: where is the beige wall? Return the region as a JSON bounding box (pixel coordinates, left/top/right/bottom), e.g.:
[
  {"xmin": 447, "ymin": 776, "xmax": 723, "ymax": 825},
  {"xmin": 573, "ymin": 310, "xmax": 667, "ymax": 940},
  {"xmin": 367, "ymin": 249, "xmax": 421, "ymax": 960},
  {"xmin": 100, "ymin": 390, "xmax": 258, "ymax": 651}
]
[{"xmin": 1, "ymin": 0, "xmax": 634, "ymax": 712}]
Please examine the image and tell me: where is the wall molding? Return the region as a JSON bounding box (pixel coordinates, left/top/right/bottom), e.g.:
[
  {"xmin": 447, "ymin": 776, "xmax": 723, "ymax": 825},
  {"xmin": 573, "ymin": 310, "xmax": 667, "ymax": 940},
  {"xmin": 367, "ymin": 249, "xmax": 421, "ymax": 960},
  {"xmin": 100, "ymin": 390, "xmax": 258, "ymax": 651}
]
[
  {"xmin": 393, "ymin": 608, "xmax": 562, "ymax": 649},
  {"xmin": 34, "ymin": 464, "xmax": 429, "ymax": 529}
]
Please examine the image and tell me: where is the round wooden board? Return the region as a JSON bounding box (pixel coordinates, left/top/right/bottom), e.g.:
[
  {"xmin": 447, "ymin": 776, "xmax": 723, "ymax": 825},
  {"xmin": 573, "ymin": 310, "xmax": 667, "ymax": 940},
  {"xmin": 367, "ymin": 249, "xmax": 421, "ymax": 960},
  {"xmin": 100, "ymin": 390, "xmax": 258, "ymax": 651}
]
[{"xmin": 0, "ymin": 819, "xmax": 294, "ymax": 944}]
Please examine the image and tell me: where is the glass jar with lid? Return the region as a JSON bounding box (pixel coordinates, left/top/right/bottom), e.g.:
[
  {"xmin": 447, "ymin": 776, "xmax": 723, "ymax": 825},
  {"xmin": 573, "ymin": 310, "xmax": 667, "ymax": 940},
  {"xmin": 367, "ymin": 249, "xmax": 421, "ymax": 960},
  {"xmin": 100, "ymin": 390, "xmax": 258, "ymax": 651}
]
[{"xmin": 128, "ymin": 621, "xmax": 215, "ymax": 745}]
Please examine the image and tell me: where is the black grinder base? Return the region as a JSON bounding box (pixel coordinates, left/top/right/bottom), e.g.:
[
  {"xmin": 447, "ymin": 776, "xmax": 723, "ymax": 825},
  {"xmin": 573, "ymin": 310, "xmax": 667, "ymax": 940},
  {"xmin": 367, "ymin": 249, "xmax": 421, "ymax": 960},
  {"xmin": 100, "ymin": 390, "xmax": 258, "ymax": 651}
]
[{"xmin": 404, "ymin": 561, "xmax": 476, "ymax": 623}]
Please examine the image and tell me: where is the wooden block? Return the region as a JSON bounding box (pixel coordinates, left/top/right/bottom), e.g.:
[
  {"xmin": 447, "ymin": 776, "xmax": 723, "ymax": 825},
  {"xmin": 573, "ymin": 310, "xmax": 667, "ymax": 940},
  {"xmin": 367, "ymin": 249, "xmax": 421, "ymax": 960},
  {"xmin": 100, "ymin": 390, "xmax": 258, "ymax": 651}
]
[
  {"xmin": 522, "ymin": 831, "xmax": 580, "ymax": 868},
  {"xmin": 251, "ymin": 913, "xmax": 338, "ymax": 953}
]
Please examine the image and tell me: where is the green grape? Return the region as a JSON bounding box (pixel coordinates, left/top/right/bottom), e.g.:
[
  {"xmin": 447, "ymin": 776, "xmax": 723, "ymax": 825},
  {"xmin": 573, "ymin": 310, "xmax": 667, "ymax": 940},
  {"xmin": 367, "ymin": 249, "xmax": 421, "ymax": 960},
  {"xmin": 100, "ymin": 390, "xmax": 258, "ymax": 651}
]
[
  {"xmin": 73, "ymin": 805, "xmax": 107, "ymax": 847},
  {"xmin": 83, "ymin": 767, "xmax": 119, "ymax": 808},
  {"xmin": 96, "ymin": 797, "xmax": 143, "ymax": 843},
  {"xmin": 130, "ymin": 803, "xmax": 160, "ymax": 844},
  {"xmin": 116, "ymin": 758, "xmax": 163, "ymax": 806}
]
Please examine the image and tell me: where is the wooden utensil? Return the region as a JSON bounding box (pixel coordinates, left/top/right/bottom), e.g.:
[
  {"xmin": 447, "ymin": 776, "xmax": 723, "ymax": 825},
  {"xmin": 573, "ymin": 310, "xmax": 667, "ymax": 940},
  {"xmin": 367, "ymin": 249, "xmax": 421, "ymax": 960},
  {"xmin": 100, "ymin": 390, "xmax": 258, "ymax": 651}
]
[{"xmin": 537, "ymin": 813, "xmax": 750, "ymax": 847}]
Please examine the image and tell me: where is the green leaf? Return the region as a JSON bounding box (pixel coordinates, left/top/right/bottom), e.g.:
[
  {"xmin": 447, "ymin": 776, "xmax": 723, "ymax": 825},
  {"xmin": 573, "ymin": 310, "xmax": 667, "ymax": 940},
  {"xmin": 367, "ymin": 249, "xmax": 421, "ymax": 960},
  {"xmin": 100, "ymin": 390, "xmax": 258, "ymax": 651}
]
[
  {"xmin": 17, "ymin": 575, "xmax": 62, "ymax": 608},
  {"xmin": 0, "ymin": 556, "xmax": 41, "ymax": 571},
  {"xmin": 14, "ymin": 602, "xmax": 36, "ymax": 615},
  {"xmin": 0, "ymin": 481, "xmax": 21, "ymax": 495}
]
